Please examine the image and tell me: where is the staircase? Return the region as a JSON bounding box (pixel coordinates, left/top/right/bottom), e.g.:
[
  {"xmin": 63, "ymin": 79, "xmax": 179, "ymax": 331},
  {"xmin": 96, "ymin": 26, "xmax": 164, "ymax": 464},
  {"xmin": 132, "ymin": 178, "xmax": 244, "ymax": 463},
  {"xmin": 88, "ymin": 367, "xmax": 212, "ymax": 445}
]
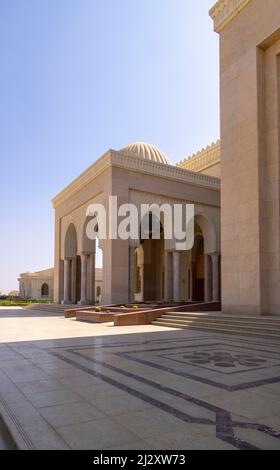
[
  {"xmin": 24, "ymin": 303, "xmax": 79, "ymax": 314},
  {"xmin": 152, "ymin": 311, "xmax": 280, "ymax": 340}
]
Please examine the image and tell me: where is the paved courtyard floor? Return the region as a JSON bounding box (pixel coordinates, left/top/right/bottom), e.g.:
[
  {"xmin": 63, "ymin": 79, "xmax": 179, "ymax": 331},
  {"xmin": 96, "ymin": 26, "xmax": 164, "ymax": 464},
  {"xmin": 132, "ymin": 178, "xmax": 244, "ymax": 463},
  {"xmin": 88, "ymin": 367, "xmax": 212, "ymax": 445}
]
[
  {"xmin": 0, "ymin": 307, "xmax": 280, "ymax": 450},
  {"xmin": 0, "ymin": 417, "xmax": 16, "ymax": 450}
]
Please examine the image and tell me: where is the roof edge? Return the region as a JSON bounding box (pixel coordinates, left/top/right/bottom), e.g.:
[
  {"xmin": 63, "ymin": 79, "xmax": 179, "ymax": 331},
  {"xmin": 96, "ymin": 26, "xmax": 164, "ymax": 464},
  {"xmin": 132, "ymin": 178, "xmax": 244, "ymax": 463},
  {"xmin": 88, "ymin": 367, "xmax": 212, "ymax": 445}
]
[{"xmin": 209, "ymin": 0, "xmax": 251, "ymax": 33}]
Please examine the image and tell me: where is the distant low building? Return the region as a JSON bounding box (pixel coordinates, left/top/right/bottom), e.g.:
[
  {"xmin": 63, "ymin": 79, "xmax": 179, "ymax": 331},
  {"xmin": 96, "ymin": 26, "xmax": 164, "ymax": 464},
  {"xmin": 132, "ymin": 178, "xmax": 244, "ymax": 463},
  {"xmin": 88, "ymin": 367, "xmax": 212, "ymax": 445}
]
[
  {"xmin": 18, "ymin": 268, "xmax": 54, "ymax": 300},
  {"xmin": 8, "ymin": 290, "xmax": 20, "ymax": 297},
  {"xmin": 18, "ymin": 267, "xmax": 103, "ymax": 303}
]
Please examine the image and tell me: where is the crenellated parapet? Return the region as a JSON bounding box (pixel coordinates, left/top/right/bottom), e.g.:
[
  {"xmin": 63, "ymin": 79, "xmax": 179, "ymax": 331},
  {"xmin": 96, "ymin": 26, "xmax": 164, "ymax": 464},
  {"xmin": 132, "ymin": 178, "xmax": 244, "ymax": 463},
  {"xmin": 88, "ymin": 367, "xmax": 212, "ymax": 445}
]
[{"xmin": 177, "ymin": 140, "xmax": 220, "ymax": 174}]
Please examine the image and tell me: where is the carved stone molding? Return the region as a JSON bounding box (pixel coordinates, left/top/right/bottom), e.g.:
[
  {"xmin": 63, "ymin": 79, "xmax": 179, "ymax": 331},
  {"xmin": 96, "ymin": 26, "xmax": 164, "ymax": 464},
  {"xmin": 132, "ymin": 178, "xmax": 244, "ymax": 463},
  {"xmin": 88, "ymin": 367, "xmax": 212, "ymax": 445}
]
[
  {"xmin": 53, "ymin": 150, "xmax": 220, "ymax": 208},
  {"xmin": 209, "ymin": 0, "xmax": 251, "ymax": 33}
]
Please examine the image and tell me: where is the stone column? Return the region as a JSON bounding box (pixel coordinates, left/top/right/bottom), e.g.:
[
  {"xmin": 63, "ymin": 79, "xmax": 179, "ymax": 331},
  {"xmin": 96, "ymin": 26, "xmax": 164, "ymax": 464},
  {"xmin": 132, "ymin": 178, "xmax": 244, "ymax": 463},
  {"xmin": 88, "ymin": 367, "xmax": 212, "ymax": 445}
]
[
  {"xmin": 129, "ymin": 247, "xmax": 135, "ymax": 303},
  {"xmin": 62, "ymin": 259, "xmax": 71, "ymax": 304},
  {"xmin": 79, "ymin": 253, "xmax": 88, "ymax": 305},
  {"xmin": 204, "ymin": 254, "xmax": 211, "ymax": 302},
  {"xmin": 88, "ymin": 252, "xmax": 96, "ymax": 304},
  {"xmin": 173, "ymin": 252, "xmax": 180, "ymax": 302},
  {"xmin": 164, "ymin": 251, "xmax": 171, "ymax": 302},
  {"xmin": 189, "ymin": 255, "xmax": 194, "ymax": 301},
  {"xmin": 185, "ymin": 252, "xmax": 190, "ymax": 301},
  {"xmin": 71, "ymin": 257, "xmax": 76, "ymax": 304},
  {"xmin": 211, "ymin": 253, "xmax": 219, "ymax": 302}
]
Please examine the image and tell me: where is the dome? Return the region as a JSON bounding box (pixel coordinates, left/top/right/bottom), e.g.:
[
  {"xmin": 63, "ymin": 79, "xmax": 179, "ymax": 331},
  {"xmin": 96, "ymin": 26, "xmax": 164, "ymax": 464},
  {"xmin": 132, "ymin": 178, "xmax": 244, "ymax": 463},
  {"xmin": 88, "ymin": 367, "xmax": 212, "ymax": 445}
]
[{"xmin": 120, "ymin": 142, "xmax": 172, "ymax": 165}]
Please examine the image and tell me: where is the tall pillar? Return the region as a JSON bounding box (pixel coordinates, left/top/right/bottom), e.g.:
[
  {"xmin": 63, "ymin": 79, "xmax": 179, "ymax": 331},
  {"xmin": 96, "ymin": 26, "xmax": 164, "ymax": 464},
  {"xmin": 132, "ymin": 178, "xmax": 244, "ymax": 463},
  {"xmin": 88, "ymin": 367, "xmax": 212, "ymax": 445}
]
[
  {"xmin": 204, "ymin": 254, "xmax": 211, "ymax": 302},
  {"xmin": 88, "ymin": 252, "xmax": 96, "ymax": 304},
  {"xmin": 189, "ymin": 252, "xmax": 194, "ymax": 301},
  {"xmin": 79, "ymin": 253, "xmax": 88, "ymax": 305},
  {"xmin": 62, "ymin": 259, "xmax": 71, "ymax": 304},
  {"xmin": 164, "ymin": 251, "xmax": 171, "ymax": 302},
  {"xmin": 129, "ymin": 247, "xmax": 135, "ymax": 303},
  {"xmin": 211, "ymin": 253, "xmax": 219, "ymax": 302},
  {"xmin": 71, "ymin": 257, "xmax": 76, "ymax": 304},
  {"xmin": 173, "ymin": 251, "xmax": 180, "ymax": 303},
  {"xmin": 185, "ymin": 252, "xmax": 190, "ymax": 301}
]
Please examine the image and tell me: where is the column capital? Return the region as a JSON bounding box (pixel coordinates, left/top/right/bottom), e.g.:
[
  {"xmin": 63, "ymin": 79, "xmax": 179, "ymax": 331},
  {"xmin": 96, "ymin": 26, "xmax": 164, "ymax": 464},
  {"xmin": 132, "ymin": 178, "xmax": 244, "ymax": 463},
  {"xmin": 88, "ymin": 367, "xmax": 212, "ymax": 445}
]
[
  {"xmin": 210, "ymin": 252, "xmax": 220, "ymax": 260},
  {"xmin": 129, "ymin": 239, "xmax": 140, "ymax": 248}
]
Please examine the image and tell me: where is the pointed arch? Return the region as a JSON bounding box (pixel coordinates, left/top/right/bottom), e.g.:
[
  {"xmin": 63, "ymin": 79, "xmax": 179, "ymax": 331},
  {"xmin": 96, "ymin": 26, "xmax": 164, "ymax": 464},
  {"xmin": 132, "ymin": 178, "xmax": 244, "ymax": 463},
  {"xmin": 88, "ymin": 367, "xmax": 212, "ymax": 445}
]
[
  {"xmin": 195, "ymin": 214, "xmax": 217, "ymax": 254},
  {"xmin": 64, "ymin": 223, "xmax": 77, "ymax": 259}
]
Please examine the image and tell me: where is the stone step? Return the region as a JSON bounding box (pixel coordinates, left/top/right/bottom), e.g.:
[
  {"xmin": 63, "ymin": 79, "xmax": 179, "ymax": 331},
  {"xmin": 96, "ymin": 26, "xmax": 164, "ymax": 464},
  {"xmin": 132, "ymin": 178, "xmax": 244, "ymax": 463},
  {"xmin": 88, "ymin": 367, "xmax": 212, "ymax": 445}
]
[
  {"xmin": 163, "ymin": 311, "xmax": 280, "ymax": 323},
  {"xmin": 156, "ymin": 317, "xmax": 280, "ymax": 334},
  {"xmin": 162, "ymin": 314, "xmax": 280, "ymax": 328},
  {"xmin": 151, "ymin": 320, "xmax": 280, "ymax": 340},
  {"xmin": 24, "ymin": 304, "xmax": 74, "ymax": 313}
]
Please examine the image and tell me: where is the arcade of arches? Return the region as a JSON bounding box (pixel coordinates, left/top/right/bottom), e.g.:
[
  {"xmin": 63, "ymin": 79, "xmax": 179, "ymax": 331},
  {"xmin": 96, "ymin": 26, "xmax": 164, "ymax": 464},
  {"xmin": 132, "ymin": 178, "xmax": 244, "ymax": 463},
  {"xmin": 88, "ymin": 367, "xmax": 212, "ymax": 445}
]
[
  {"xmin": 61, "ymin": 213, "xmax": 220, "ymax": 305},
  {"xmin": 62, "ymin": 222, "xmax": 102, "ymax": 305},
  {"xmin": 53, "ymin": 142, "xmax": 221, "ymax": 305},
  {"xmin": 131, "ymin": 219, "xmax": 220, "ymax": 304}
]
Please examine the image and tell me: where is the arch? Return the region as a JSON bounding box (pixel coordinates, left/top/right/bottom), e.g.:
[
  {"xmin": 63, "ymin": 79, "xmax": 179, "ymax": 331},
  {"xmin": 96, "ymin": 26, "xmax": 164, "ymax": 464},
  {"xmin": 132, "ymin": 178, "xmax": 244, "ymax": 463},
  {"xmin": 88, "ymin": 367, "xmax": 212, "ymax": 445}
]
[
  {"xmin": 63, "ymin": 223, "xmax": 80, "ymax": 304},
  {"xmin": 41, "ymin": 283, "xmax": 49, "ymax": 297},
  {"xmin": 140, "ymin": 210, "xmax": 164, "ymax": 241},
  {"xmin": 138, "ymin": 212, "xmax": 165, "ymax": 301},
  {"xmin": 194, "ymin": 214, "xmax": 217, "ymax": 254},
  {"xmin": 191, "ymin": 232, "xmax": 205, "ymax": 301},
  {"xmin": 96, "ymin": 285, "xmax": 101, "ymax": 297},
  {"xmin": 64, "ymin": 223, "xmax": 77, "ymax": 259}
]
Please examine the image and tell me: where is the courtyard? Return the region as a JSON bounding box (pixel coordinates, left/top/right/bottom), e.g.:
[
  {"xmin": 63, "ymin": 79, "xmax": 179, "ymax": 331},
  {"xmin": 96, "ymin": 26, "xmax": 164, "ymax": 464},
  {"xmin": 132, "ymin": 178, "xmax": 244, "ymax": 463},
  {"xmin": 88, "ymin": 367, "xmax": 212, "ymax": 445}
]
[{"xmin": 0, "ymin": 307, "xmax": 280, "ymax": 450}]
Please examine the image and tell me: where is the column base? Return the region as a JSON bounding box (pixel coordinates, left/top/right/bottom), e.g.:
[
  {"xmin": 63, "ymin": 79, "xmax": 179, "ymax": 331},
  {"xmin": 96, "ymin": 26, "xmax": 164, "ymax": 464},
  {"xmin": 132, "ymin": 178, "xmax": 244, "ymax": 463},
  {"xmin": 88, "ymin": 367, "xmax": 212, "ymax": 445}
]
[
  {"xmin": 78, "ymin": 300, "xmax": 89, "ymax": 306},
  {"xmin": 61, "ymin": 300, "xmax": 71, "ymax": 305}
]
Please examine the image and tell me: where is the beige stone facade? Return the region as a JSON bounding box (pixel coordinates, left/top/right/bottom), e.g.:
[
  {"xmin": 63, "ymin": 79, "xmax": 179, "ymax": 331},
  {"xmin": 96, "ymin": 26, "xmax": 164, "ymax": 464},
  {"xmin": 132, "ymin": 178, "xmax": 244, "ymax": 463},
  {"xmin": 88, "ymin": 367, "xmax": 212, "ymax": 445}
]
[
  {"xmin": 50, "ymin": 0, "xmax": 280, "ymax": 314},
  {"xmin": 53, "ymin": 143, "xmax": 221, "ymax": 305},
  {"xmin": 18, "ymin": 267, "xmax": 103, "ymax": 303},
  {"xmin": 210, "ymin": 0, "xmax": 280, "ymax": 314},
  {"xmin": 18, "ymin": 268, "xmax": 54, "ymax": 300}
]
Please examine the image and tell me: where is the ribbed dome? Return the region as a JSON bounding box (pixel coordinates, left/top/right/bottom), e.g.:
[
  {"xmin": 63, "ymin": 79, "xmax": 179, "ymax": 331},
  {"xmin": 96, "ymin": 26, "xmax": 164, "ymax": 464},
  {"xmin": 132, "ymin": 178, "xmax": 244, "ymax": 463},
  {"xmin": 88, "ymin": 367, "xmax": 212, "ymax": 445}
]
[{"xmin": 120, "ymin": 142, "xmax": 172, "ymax": 165}]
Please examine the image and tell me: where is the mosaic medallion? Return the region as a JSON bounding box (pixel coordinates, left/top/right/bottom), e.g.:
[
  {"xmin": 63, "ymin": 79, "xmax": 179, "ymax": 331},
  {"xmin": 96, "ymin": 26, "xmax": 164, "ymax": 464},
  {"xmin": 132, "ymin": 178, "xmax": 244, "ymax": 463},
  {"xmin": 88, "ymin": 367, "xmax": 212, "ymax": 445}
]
[{"xmin": 182, "ymin": 350, "xmax": 268, "ymax": 369}]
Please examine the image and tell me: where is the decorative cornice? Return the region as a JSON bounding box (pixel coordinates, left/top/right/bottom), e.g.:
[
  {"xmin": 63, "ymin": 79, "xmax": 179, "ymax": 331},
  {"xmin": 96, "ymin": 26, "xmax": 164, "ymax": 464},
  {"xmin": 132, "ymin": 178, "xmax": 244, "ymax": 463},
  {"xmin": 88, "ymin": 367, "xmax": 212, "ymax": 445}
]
[
  {"xmin": 52, "ymin": 150, "xmax": 220, "ymax": 208},
  {"xmin": 177, "ymin": 140, "xmax": 220, "ymax": 173},
  {"xmin": 209, "ymin": 0, "xmax": 251, "ymax": 33},
  {"xmin": 113, "ymin": 150, "xmax": 220, "ymax": 188}
]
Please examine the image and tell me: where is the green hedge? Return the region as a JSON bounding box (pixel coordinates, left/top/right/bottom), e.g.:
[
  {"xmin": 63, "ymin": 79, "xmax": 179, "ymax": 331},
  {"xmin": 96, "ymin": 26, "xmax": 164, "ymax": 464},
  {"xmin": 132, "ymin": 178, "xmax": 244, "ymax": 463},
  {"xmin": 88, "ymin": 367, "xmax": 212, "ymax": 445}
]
[{"xmin": 0, "ymin": 300, "xmax": 53, "ymax": 307}]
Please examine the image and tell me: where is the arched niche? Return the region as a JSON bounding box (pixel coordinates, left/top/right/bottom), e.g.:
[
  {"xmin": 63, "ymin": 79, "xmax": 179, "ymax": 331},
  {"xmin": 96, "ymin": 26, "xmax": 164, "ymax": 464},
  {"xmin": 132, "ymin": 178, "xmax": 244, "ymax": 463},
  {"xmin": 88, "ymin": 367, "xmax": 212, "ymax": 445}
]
[{"xmin": 41, "ymin": 283, "xmax": 49, "ymax": 297}]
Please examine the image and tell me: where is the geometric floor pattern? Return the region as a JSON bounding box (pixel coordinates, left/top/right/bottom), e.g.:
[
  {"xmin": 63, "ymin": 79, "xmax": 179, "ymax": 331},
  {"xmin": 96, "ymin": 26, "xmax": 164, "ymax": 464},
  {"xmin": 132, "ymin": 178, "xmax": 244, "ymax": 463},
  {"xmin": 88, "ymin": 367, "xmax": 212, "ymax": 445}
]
[{"xmin": 1, "ymin": 316, "xmax": 280, "ymax": 449}]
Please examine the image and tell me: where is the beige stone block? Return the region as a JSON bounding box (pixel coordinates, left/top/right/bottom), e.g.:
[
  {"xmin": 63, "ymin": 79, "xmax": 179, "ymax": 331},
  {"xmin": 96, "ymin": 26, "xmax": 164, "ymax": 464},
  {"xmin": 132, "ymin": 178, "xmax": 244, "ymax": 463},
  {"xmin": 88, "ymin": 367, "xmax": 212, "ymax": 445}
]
[{"xmin": 238, "ymin": 236, "xmax": 260, "ymax": 255}]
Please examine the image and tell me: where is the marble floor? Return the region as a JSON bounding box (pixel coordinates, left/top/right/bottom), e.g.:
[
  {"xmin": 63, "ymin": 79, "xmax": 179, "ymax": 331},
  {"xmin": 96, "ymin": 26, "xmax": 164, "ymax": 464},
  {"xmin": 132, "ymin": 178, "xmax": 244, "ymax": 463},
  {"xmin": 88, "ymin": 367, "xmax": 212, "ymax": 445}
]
[
  {"xmin": 0, "ymin": 418, "xmax": 16, "ymax": 450},
  {"xmin": 0, "ymin": 307, "xmax": 280, "ymax": 450}
]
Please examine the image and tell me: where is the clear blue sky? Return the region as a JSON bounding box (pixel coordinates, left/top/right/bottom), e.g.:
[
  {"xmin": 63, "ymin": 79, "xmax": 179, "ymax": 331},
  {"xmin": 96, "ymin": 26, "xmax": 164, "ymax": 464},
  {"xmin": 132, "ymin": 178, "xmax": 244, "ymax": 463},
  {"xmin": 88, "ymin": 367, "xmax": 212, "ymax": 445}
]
[{"xmin": 0, "ymin": 0, "xmax": 219, "ymax": 294}]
